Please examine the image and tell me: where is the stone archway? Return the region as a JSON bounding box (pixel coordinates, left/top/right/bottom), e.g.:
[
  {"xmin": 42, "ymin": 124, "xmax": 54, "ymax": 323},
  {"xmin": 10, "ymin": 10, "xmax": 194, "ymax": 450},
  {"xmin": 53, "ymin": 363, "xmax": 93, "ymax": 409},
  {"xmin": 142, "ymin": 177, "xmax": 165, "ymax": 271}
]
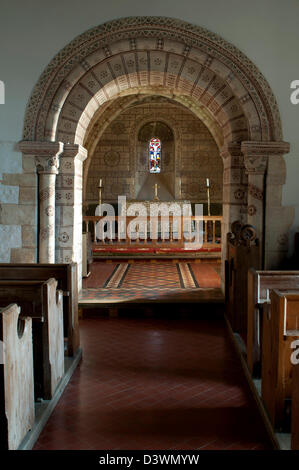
[{"xmin": 19, "ymin": 17, "xmax": 293, "ymax": 290}]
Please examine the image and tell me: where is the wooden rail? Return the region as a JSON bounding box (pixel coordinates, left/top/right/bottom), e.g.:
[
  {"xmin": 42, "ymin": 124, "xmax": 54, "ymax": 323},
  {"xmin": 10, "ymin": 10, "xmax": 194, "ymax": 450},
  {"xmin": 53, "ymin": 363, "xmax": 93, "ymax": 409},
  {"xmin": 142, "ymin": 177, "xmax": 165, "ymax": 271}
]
[{"xmin": 83, "ymin": 215, "xmax": 222, "ymax": 250}]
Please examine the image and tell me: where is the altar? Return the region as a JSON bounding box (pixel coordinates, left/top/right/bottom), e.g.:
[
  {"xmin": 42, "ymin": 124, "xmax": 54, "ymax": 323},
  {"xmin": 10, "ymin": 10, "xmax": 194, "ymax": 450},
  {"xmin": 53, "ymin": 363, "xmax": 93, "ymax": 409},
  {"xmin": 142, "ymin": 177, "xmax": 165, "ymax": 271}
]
[{"xmin": 119, "ymin": 200, "xmax": 193, "ymax": 240}]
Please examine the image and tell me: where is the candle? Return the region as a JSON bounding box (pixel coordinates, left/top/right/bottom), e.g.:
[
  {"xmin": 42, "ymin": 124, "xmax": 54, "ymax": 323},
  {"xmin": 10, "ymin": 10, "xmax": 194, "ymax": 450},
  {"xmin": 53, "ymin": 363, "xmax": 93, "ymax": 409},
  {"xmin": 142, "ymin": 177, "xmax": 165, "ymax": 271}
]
[
  {"xmin": 206, "ymin": 178, "xmax": 210, "ymax": 187},
  {"xmin": 98, "ymin": 179, "xmax": 102, "ymax": 188}
]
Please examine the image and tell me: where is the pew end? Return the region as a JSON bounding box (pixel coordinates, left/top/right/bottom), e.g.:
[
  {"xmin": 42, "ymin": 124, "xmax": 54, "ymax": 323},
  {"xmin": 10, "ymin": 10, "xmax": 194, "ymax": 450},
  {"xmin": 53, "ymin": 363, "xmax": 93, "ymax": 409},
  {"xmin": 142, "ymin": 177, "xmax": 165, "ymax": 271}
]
[
  {"xmin": 0, "ymin": 304, "xmax": 35, "ymax": 450},
  {"xmin": 0, "ymin": 262, "xmax": 80, "ymax": 357},
  {"xmin": 247, "ymin": 269, "xmax": 299, "ymax": 379},
  {"xmin": 262, "ymin": 289, "xmax": 299, "ymax": 431}
]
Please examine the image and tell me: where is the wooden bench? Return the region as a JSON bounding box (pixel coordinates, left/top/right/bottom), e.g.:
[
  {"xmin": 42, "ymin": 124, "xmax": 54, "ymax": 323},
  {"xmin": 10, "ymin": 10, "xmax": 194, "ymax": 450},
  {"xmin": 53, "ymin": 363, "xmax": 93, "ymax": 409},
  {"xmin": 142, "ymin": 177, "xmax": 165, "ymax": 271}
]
[
  {"xmin": 225, "ymin": 222, "xmax": 260, "ymax": 336},
  {"xmin": 0, "ymin": 263, "xmax": 79, "ymax": 356},
  {"xmin": 0, "ymin": 279, "xmax": 64, "ymax": 400},
  {"xmin": 0, "ymin": 304, "xmax": 35, "ymax": 450},
  {"xmin": 261, "ymin": 290, "xmax": 299, "ymax": 430},
  {"xmin": 247, "ymin": 269, "xmax": 299, "ymax": 376}
]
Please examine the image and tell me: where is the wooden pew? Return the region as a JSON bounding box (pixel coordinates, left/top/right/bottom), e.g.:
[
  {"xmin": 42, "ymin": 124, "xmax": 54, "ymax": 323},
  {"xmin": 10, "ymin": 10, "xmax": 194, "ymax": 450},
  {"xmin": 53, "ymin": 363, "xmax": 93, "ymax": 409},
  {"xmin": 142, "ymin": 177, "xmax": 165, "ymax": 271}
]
[
  {"xmin": 291, "ymin": 361, "xmax": 299, "ymax": 449},
  {"xmin": 247, "ymin": 269, "xmax": 299, "ymax": 376},
  {"xmin": 0, "ymin": 304, "xmax": 35, "ymax": 450},
  {"xmin": 0, "ymin": 279, "xmax": 64, "ymax": 400},
  {"xmin": 225, "ymin": 221, "xmax": 260, "ymax": 336},
  {"xmin": 261, "ymin": 290, "xmax": 299, "ymax": 430},
  {"xmin": 0, "ymin": 263, "xmax": 79, "ymax": 356}
]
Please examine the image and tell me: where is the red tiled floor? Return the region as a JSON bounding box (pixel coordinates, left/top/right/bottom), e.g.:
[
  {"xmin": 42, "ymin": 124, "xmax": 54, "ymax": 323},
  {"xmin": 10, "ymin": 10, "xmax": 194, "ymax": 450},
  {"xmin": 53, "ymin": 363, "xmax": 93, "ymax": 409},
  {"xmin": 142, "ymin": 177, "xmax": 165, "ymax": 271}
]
[
  {"xmin": 82, "ymin": 262, "xmax": 118, "ymax": 288},
  {"xmin": 80, "ymin": 260, "xmax": 222, "ymax": 304},
  {"xmin": 189, "ymin": 263, "xmax": 221, "ymax": 288},
  {"xmin": 83, "ymin": 260, "xmax": 221, "ymax": 290},
  {"xmin": 34, "ymin": 315, "xmax": 272, "ymax": 450}
]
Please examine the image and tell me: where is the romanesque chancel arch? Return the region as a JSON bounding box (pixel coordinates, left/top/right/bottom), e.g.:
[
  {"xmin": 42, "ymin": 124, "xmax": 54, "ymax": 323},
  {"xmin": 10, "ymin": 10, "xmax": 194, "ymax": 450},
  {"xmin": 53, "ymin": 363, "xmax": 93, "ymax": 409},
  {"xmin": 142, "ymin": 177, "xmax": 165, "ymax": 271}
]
[{"xmin": 19, "ymin": 17, "xmax": 294, "ymax": 288}]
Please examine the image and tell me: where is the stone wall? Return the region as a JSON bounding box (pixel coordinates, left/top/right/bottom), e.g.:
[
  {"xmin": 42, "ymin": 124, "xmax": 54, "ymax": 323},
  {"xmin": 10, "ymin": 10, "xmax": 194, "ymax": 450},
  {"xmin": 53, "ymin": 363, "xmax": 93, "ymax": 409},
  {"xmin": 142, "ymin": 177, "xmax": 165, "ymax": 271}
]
[
  {"xmin": 0, "ymin": 143, "xmax": 37, "ymax": 263},
  {"xmin": 85, "ymin": 100, "xmax": 223, "ymax": 206}
]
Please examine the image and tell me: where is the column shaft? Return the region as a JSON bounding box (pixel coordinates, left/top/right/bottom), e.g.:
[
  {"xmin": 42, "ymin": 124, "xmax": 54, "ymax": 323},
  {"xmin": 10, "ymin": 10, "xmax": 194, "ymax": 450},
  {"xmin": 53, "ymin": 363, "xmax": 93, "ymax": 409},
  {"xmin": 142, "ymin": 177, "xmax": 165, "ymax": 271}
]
[{"xmin": 39, "ymin": 172, "xmax": 57, "ymax": 262}]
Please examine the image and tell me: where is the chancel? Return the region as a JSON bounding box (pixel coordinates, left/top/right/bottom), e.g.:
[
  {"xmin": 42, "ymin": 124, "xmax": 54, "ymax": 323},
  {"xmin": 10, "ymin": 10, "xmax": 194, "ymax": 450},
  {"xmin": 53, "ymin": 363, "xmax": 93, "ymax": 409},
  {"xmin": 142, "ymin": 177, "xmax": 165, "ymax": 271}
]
[{"xmin": 0, "ymin": 3, "xmax": 299, "ymax": 453}]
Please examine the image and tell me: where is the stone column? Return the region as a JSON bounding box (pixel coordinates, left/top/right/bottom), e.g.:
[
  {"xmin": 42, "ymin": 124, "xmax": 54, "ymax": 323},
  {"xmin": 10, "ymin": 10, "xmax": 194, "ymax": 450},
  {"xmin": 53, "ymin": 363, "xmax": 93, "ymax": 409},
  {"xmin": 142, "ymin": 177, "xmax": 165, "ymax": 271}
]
[
  {"xmin": 220, "ymin": 142, "xmax": 248, "ymax": 289},
  {"xmin": 241, "ymin": 141, "xmax": 293, "ymax": 268},
  {"xmin": 55, "ymin": 144, "xmax": 87, "ymax": 291},
  {"xmin": 242, "ymin": 143, "xmax": 268, "ymax": 245},
  {"xmin": 220, "ymin": 143, "xmax": 248, "ymax": 246},
  {"xmin": 19, "ymin": 141, "xmax": 63, "ymax": 263}
]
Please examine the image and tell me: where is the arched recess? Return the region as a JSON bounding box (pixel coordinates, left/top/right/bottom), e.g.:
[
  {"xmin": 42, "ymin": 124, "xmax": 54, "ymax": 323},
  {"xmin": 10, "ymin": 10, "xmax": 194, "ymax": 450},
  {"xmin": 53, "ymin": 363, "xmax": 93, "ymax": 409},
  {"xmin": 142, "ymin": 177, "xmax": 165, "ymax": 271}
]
[
  {"xmin": 82, "ymin": 92, "xmax": 224, "ymax": 205},
  {"xmin": 19, "ymin": 17, "xmax": 293, "ymax": 290},
  {"xmin": 133, "ymin": 114, "xmax": 178, "ymax": 201}
]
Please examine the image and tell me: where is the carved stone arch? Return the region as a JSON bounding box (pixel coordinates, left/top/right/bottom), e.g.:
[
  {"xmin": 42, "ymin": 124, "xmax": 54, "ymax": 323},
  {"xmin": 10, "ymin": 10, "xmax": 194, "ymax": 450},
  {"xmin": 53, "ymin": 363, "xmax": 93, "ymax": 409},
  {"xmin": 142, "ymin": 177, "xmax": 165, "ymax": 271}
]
[
  {"xmin": 19, "ymin": 17, "xmax": 293, "ymax": 285},
  {"xmin": 22, "ymin": 16, "xmax": 282, "ymax": 145}
]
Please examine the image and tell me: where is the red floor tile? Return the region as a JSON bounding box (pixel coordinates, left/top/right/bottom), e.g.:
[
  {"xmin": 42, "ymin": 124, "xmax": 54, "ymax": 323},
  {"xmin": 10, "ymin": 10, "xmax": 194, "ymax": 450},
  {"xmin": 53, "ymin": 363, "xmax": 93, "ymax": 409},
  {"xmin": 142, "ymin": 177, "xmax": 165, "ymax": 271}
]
[{"xmin": 34, "ymin": 315, "xmax": 272, "ymax": 450}]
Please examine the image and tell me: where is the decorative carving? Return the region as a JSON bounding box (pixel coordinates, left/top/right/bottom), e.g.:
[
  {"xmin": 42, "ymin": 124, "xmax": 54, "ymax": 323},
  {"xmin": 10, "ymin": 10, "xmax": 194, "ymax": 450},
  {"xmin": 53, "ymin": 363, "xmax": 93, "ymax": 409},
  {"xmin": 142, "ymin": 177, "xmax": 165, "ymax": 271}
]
[
  {"xmin": 241, "ymin": 224, "xmax": 257, "ymax": 242},
  {"xmin": 104, "ymin": 150, "xmax": 120, "ymax": 167},
  {"xmin": 40, "ymin": 225, "xmax": 54, "ymax": 241},
  {"xmin": 58, "ymin": 232, "xmax": 69, "ymax": 243},
  {"xmin": 61, "ymin": 144, "xmax": 88, "ymax": 162},
  {"xmin": 242, "ymin": 141, "xmax": 290, "ymax": 174},
  {"xmin": 35, "ymin": 155, "xmax": 60, "ymax": 174},
  {"xmin": 234, "ymin": 189, "xmax": 245, "ymax": 200},
  {"xmin": 247, "ymin": 205, "xmax": 257, "ymax": 216},
  {"xmin": 227, "ymin": 221, "xmax": 258, "ymax": 247},
  {"xmin": 111, "ymin": 122, "xmax": 126, "ymax": 134},
  {"xmin": 39, "ymin": 187, "xmax": 55, "ymax": 202},
  {"xmin": 241, "ymin": 141, "xmax": 290, "ymax": 157},
  {"xmin": 22, "ymin": 17, "xmax": 283, "ymax": 144},
  {"xmin": 248, "ymin": 183, "xmax": 263, "ymax": 201},
  {"xmin": 19, "ymin": 141, "xmax": 64, "ymax": 175},
  {"xmin": 244, "ymin": 155, "xmax": 267, "ymax": 174},
  {"xmin": 45, "ymin": 205, "xmax": 54, "ymax": 216}
]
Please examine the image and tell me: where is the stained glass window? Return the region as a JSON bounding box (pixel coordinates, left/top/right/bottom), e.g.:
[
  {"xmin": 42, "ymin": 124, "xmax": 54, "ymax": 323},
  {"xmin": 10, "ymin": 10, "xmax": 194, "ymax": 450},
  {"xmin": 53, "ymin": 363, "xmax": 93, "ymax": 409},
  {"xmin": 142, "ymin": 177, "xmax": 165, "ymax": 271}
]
[{"xmin": 149, "ymin": 137, "xmax": 161, "ymax": 173}]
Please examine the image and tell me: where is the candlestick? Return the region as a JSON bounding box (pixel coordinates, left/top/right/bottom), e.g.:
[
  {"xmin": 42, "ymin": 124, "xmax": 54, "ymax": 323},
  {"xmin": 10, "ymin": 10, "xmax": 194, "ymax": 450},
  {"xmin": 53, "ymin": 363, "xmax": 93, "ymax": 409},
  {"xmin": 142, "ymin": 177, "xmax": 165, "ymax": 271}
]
[
  {"xmin": 206, "ymin": 178, "xmax": 211, "ymax": 217},
  {"xmin": 152, "ymin": 183, "xmax": 159, "ymax": 201},
  {"xmin": 98, "ymin": 179, "xmax": 102, "ymax": 208}
]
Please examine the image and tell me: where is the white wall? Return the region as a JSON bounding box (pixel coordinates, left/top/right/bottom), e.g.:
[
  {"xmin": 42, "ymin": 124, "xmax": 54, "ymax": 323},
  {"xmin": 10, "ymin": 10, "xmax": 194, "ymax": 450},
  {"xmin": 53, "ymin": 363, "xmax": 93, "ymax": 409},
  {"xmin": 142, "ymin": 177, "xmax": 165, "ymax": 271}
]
[{"xmin": 0, "ymin": 0, "xmax": 298, "ymax": 254}]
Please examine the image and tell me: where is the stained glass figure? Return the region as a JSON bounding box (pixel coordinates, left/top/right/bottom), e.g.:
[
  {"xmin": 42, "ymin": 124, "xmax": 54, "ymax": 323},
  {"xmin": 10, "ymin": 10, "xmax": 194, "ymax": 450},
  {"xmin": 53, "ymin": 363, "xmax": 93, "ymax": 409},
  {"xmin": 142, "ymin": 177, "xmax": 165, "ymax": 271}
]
[{"xmin": 149, "ymin": 137, "xmax": 161, "ymax": 173}]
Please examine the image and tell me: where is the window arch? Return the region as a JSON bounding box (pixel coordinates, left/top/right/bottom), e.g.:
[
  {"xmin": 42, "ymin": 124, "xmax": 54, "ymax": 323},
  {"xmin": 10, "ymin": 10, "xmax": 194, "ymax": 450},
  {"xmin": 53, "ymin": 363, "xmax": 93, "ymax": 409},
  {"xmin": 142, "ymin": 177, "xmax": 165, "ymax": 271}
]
[{"xmin": 149, "ymin": 137, "xmax": 161, "ymax": 173}]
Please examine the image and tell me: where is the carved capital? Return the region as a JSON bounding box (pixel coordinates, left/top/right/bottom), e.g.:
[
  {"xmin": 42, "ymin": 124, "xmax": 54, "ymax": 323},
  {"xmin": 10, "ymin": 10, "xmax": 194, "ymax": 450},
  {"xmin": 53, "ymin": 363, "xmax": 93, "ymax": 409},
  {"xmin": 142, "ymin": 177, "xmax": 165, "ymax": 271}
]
[
  {"xmin": 243, "ymin": 154, "xmax": 267, "ymax": 175},
  {"xmin": 241, "ymin": 141, "xmax": 290, "ymax": 175},
  {"xmin": 241, "ymin": 141, "xmax": 290, "ymax": 157},
  {"xmin": 35, "ymin": 155, "xmax": 60, "ymax": 174},
  {"xmin": 61, "ymin": 144, "xmax": 88, "ymax": 162},
  {"xmin": 19, "ymin": 141, "xmax": 64, "ymax": 174}
]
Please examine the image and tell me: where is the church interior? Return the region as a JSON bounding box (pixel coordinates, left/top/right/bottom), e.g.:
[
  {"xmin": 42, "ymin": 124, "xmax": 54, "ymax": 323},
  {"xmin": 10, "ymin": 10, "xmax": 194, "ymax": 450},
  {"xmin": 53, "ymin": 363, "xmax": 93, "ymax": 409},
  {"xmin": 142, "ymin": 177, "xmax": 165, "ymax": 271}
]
[{"xmin": 0, "ymin": 1, "xmax": 299, "ymax": 454}]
